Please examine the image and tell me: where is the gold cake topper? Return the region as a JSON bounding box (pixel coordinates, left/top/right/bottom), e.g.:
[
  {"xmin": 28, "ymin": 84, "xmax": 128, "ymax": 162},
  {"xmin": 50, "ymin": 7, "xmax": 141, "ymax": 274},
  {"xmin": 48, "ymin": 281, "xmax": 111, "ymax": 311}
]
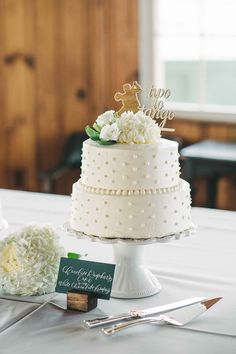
[
  {"xmin": 114, "ymin": 81, "xmax": 142, "ymax": 114},
  {"xmin": 114, "ymin": 82, "xmax": 175, "ymax": 132}
]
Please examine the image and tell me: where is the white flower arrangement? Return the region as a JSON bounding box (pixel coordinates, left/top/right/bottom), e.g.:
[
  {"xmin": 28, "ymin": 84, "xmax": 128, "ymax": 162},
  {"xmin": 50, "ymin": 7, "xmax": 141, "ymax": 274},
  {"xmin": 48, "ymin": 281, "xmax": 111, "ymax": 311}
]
[
  {"xmin": 117, "ymin": 111, "xmax": 160, "ymax": 144},
  {"xmin": 85, "ymin": 110, "xmax": 161, "ymax": 145},
  {"xmin": 0, "ymin": 224, "xmax": 65, "ymax": 296}
]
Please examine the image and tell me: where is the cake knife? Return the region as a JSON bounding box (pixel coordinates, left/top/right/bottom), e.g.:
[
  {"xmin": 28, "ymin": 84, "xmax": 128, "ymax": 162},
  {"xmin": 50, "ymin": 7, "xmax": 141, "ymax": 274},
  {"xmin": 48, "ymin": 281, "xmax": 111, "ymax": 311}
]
[{"xmin": 84, "ymin": 296, "xmax": 206, "ymax": 328}]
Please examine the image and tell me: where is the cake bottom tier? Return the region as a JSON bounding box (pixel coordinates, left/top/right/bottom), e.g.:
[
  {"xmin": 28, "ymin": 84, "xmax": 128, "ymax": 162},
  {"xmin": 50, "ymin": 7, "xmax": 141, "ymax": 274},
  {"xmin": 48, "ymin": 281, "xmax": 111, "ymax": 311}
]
[{"xmin": 70, "ymin": 179, "xmax": 192, "ymax": 239}]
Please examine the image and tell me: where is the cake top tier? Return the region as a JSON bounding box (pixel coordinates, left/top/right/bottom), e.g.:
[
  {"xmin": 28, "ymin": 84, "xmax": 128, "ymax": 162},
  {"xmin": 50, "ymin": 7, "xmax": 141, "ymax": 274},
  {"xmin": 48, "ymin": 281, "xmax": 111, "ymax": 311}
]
[{"xmin": 80, "ymin": 138, "xmax": 180, "ymax": 191}]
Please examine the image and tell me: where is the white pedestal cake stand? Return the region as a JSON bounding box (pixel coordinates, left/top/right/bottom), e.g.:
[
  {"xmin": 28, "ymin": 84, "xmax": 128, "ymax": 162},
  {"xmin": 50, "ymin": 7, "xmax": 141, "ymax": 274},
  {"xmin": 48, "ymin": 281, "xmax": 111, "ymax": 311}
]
[{"xmin": 63, "ymin": 222, "xmax": 195, "ymax": 299}]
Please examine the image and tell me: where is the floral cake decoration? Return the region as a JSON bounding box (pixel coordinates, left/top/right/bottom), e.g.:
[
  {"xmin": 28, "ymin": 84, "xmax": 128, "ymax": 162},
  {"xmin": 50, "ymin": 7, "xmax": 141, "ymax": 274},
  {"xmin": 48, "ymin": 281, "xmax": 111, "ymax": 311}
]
[
  {"xmin": 85, "ymin": 110, "xmax": 161, "ymax": 145},
  {"xmin": 85, "ymin": 81, "xmax": 175, "ymax": 145}
]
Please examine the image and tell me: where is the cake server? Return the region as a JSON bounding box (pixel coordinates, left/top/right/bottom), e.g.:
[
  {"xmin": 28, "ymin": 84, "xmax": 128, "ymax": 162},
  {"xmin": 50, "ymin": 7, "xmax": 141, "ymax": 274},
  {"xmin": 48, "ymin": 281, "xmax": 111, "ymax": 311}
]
[
  {"xmin": 102, "ymin": 297, "xmax": 222, "ymax": 335},
  {"xmin": 84, "ymin": 296, "xmax": 206, "ymax": 328}
]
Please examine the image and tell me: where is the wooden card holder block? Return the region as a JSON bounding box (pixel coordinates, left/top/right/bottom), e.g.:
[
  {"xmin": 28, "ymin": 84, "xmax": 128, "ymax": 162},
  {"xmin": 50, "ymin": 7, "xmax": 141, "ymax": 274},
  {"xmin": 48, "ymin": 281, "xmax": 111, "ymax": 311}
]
[{"xmin": 67, "ymin": 290, "xmax": 98, "ymax": 312}]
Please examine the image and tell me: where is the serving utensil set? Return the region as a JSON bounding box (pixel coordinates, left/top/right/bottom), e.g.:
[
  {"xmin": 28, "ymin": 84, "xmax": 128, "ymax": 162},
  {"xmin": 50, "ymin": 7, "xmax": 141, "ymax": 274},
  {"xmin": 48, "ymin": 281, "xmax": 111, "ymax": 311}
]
[{"xmin": 84, "ymin": 297, "xmax": 222, "ymax": 335}]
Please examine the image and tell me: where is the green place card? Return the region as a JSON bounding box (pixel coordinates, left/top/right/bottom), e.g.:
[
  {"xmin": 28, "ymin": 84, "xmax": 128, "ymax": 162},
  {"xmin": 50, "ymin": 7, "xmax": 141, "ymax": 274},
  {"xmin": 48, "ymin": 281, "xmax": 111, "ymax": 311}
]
[{"xmin": 55, "ymin": 258, "xmax": 116, "ymax": 300}]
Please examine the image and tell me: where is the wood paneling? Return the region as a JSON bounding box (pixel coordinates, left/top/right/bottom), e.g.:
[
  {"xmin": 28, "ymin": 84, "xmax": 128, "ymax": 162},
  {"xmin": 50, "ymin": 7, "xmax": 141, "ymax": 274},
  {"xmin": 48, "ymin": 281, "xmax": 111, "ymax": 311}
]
[
  {"xmin": 0, "ymin": 1, "xmax": 7, "ymax": 187},
  {"xmin": 86, "ymin": 0, "xmax": 138, "ymax": 118},
  {"xmin": 108, "ymin": 0, "xmax": 138, "ymax": 97},
  {"xmin": 60, "ymin": 0, "xmax": 89, "ymax": 133},
  {"xmin": 0, "ymin": 0, "xmax": 139, "ymax": 195},
  {"xmin": 2, "ymin": 0, "xmax": 37, "ymax": 190},
  {"xmin": 87, "ymin": 0, "xmax": 109, "ymax": 119},
  {"xmin": 168, "ymin": 120, "xmax": 205, "ymax": 143},
  {"xmin": 206, "ymin": 123, "xmax": 229, "ymax": 141},
  {"xmin": 35, "ymin": 0, "xmax": 62, "ymax": 172}
]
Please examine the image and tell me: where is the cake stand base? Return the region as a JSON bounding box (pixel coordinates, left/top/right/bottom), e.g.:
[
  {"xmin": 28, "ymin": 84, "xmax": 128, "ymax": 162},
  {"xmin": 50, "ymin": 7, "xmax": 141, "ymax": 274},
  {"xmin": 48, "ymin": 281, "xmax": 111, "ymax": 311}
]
[
  {"xmin": 111, "ymin": 243, "xmax": 161, "ymax": 298},
  {"xmin": 63, "ymin": 222, "xmax": 195, "ymax": 299}
]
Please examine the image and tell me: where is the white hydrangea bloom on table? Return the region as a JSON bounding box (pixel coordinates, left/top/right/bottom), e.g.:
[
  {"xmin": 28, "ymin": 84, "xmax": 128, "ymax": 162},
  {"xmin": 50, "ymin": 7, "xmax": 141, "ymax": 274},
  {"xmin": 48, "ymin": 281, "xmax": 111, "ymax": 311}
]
[
  {"xmin": 117, "ymin": 111, "xmax": 161, "ymax": 144},
  {"xmin": 0, "ymin": 224, "xmax": 65, "ymax": 296}
]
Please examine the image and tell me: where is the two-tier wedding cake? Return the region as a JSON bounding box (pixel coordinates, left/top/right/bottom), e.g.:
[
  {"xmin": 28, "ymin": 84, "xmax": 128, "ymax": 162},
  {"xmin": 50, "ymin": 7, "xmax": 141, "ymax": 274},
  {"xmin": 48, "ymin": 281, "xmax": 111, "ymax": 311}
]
[{"xmin": 70, "ymin": 82, "xmax": 192, "ymax": 239}]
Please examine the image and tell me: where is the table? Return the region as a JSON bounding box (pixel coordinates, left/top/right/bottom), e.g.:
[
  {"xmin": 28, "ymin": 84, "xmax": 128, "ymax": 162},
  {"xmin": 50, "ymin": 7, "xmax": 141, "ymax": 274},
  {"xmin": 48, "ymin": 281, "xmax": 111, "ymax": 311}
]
[
  {"xmin": 180, "ymin": 140, "xmax": 236, "ymax": 208},
  {"xmin": 0, "ymin": 189, "xmax": 236, "ymax": 354}
]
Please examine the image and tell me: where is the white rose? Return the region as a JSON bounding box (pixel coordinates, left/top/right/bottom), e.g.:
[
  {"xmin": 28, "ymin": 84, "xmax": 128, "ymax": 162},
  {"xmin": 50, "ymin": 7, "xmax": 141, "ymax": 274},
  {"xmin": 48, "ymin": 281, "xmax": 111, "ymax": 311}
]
[
  {"xmin": 96, "ymin": 110, "xmax": 116, "ymax": 128},
  {"xmin": 100, "ymin": 123, "xmax": 120, "ymax": 141}
]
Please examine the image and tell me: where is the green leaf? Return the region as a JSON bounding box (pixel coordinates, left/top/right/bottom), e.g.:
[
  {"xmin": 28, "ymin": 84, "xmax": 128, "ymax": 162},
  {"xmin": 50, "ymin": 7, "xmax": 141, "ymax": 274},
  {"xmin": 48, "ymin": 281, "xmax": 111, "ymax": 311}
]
[
  {"xmin": 114, "ymin": 112, "xmax": 120, "ymax": 119},
  {"xmin": 98, "ymin": 139, "xmax": 117, "ymax": 145},
  {"xmin": 85, "ymin": 126, "xmax": 100, "ymax": 141},
  {"xmin": 92, "ymin": 123, "xmax": 101, "ymax": 132},
  {"xmin": 67, "ymin": 252, "xmax": 81, "ymax": 259}
]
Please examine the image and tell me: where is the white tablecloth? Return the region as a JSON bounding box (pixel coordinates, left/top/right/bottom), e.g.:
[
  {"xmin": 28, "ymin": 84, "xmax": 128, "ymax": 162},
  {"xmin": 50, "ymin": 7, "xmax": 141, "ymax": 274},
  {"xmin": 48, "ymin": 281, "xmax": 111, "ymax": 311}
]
[{"xmin": 0, "ymin": 189, "xmax": 236, "ymax": 354}]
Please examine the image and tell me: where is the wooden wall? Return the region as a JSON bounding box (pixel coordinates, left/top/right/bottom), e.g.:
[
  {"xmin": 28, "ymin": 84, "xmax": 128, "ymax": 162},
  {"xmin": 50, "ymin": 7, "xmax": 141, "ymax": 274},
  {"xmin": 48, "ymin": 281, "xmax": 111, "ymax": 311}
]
[{"xmin": 0, "ymin": 0, "xmax": 138, "ymax": 194}]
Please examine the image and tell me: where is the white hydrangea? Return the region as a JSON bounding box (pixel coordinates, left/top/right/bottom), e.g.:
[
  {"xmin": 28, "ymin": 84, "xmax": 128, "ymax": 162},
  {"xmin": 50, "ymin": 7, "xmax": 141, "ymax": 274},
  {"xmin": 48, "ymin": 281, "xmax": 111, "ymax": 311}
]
[
  {"xmin": 117, "ymin": 111, "xmax": 161, "ymax": 144},
  {"xmin": 0, "ymin": 224, "xmax": 65, "ymax": 296},
  {"xmin": 96, "ymin": 110, "xmax": 116, "ymax": 128},
  {"xmin": 100, "ymin": 123, "xmax": 120, "ymax": 141}
]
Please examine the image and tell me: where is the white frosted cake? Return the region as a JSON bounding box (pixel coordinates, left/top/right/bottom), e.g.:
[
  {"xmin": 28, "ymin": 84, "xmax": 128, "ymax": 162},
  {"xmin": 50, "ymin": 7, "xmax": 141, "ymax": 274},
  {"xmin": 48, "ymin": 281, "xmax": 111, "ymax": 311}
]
[{"xmin": 70, "ymin": 108, "xmax": 192, "ymax": 239}]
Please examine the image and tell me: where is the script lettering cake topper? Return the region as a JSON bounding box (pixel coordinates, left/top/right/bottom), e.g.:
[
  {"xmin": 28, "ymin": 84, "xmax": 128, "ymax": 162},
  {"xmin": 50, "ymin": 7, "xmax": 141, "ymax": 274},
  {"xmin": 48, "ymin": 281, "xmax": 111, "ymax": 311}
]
[
  {"xmin": 114, "ymin": 82, "xmax": 175, "ymax": 132},
  {"xmin": 142, "ymin": 86, "xmax": 175, "ymax": 132}
]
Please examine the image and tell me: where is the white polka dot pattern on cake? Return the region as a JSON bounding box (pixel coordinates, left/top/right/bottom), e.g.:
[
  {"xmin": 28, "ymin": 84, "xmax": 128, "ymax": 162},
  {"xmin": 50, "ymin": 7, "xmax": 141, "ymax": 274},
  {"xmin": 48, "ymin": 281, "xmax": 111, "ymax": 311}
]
[
  {"xmin": 80, "ymin": 139, "xmax": 180, "ymax": 190},
  {"xmin": 70, "ymin": 135, "xmax": 193, "ymax": 240},
  {"xmin": 70, "ymin": 179, "xmax": 192, "ymax": 239}
]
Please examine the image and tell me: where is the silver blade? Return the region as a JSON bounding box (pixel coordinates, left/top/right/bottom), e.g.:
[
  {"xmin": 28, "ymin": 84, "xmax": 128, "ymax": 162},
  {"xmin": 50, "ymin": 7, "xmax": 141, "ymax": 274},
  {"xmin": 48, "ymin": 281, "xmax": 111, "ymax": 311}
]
[
  {"xmin": 139, "ymin": 296, "xmax": 206, "ymax": 317},
  {"xmin": 84, "ymin": 296, "xmax": 206, "ymax": 328},
  {"xmin": 161, "ymin": 297, "xmax": 223, "ymax": 326}
]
